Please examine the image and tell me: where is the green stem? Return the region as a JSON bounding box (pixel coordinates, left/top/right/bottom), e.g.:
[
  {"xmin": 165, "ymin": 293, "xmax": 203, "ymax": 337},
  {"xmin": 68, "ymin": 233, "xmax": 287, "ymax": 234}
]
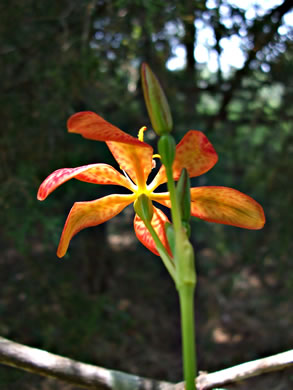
[
  {"xmin": 164, "ymin": 165, "xmax": 197, "ymax": 388},
  {"xmin": 178, "ymin": 284, "xmax": 197, "ymax": 390},
  {"xmin": 157, "ymin": 136, "xmax": 197, "ymax": 387},
  {"xmin": 165, "ymin": 165, "xmax": 182, "ymax": 232},
  {"xmin": 144, "ymin": 220, "xmax": 176, "ymax": 282}
]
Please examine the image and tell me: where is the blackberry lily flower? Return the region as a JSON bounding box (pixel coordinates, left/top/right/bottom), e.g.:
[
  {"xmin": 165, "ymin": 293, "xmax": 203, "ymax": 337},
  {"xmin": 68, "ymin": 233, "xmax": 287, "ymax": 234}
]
[{"xmin": 37, "ymin": 111, "xmax": 265, "ymax": 257}]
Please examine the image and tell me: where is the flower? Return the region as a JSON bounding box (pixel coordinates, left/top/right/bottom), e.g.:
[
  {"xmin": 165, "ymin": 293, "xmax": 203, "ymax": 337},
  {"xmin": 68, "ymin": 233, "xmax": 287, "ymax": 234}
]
[{"xmin": 37, "ymin": 111, "xmax": 265, "ymax": 257}]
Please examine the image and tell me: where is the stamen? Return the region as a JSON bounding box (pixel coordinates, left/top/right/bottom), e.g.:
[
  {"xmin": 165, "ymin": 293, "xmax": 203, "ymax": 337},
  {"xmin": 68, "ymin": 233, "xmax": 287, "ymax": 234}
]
[
  {"xmin": 138, "ymin": 126, "xmax": 147, "ymax": 142},
  {"xmin": 122, "ymin": 169, "xmax": 137, "ymax": 189},
  {"xmin": 151, "ymin": 154, "xmax": 161, "ymax": 169}
]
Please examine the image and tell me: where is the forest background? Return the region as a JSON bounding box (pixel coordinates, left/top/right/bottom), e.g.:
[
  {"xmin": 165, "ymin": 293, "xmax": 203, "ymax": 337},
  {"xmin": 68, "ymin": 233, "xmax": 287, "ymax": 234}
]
[{"xmin": 1, "ymin": 0, "xmax": 293, "ymax": 389}]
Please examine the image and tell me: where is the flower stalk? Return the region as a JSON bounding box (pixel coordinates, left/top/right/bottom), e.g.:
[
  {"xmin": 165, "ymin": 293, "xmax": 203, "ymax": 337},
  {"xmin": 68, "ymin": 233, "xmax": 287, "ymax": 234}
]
[
  {"xmin": 156, "ymin": 129, "xmax": 197, "ymax": 389},
  {"xmin": 179, "ymin": 284, "xmax": 196, "ymax": 390},
  {"xmin": 158, "ymin": 135, "xmax": 197, "ymax": 390}
]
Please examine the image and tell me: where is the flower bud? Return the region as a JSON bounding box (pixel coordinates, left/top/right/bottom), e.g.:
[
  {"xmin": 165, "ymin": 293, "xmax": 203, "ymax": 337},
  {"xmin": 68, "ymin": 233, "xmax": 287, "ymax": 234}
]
[{"xmin": 141, "ymin": 63, "xmax": 173, "ymax": 135}]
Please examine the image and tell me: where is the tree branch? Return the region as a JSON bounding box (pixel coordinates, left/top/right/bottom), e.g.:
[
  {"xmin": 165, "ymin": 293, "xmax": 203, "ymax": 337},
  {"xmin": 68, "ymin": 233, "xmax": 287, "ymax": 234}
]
[
  {"xmin": 0, "ymin": 337, "xmax": 172, "ymax": 390},
  {"xmin": 211, "ymin": 0, "xmax": 293, "ymax": 127},
  {"xmin": 0, "ymin": 337, "xmax": 292, "ymax": 390},
  {"xmin": 194, "ymin": 349, "xmax": 293, "ymax": 390}
]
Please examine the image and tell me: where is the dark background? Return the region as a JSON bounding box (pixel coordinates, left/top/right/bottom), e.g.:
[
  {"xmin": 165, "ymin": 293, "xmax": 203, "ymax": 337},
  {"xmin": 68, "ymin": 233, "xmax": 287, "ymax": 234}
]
[{"xmin": 1, "ymin": 0, "xmax": 293, "ymax": 389}]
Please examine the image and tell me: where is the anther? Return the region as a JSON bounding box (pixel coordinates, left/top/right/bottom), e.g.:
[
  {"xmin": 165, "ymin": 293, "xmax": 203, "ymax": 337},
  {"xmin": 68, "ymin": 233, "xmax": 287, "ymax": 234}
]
[
  {"xmin": 138, "ymin": 126, "xmax": 147, "ymax": 142},
  {"xmin": 152, "ymin": 154, "xmax": 161, "ymax": 169}
]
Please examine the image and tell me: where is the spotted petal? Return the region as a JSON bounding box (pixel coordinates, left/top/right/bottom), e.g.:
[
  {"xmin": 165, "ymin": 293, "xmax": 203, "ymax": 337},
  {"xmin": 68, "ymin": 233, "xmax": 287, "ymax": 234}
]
[
  {"xmin": 37, "ymin": 164, "xmax": 133, "ymax": 201},
  {"xmin": 190, "ymin": 186, "xmax": 265, "ymax": 229},
  {"xmin": 57, "ymin": 194, "xmax": 134, "ymax": 257},
  {"xmin": 67, "ymin": 111, "xmax": 153, "ymax": 186},
  {"xmin": 150, "ymin": 130, "xmax": 218, "ymax": 189},
  {"xmin": 134, "ymin": 206, "xmax": 171, "ymax": 256}
]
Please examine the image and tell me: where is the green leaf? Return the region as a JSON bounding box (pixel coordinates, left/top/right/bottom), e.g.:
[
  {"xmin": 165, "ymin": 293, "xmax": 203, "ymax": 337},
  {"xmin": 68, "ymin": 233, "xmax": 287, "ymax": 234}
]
[{"xmin": 176, "ymin": 168, "xmax": 191, "ymax": 224}]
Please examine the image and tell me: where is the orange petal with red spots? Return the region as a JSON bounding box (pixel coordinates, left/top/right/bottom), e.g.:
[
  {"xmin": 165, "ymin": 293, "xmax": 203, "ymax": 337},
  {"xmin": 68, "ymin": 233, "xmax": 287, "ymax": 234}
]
[
  {"xmin": 134, "ymin": 207, "xmax": 171, "ymax": 256},
  {"xmin": 37, "ymin": 164, "xmax": 133, "ymax": 201},
  {"xmin": 150, "ymin": 131, "xmax": 218, "ymax": 189},
  {"xmin": 67, "ymin": 111, "xmax": 153, "ymax": 186},
  {"xmin": 190, "ymin": 186, "xmax": 265, "ymax": 229},
  {"xmin": 57, "ymin": 194, "xmax": 134, "ymax": 257},
  {"xmin": 68, "ymin": 111, "xmax": 143, "ymax": 145}
]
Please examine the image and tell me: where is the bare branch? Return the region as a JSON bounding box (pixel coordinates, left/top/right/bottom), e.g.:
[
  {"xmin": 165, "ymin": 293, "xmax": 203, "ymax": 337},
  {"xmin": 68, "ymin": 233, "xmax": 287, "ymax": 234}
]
[
  {"xmin": 1, "ymin": 337, "xmax": 292, "ymax": 390},
  {"xmin": 194, "ymin": 349, "xmax": 293, "ymax": 390},
  {"xmin": 0, "ymin": 337, "xmax": 172, "ymax": 390}
]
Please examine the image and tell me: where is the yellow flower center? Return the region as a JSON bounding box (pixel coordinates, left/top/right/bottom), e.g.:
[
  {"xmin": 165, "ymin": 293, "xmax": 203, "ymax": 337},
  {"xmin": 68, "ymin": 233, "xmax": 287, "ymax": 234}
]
[
  {"xmin": 122, "ymin": 126, "xmax": 162, "ymax": 200},
  {"xmin": 134, "ymin": 186, "xmax": 152, "ymax": 199}
]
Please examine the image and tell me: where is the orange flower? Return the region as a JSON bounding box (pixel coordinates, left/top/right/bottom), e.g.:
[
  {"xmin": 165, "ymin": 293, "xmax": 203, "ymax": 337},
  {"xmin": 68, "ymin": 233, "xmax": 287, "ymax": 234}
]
[{"xmin": 37, "ymin": 111, "xmax": 265, "ymax": 257}]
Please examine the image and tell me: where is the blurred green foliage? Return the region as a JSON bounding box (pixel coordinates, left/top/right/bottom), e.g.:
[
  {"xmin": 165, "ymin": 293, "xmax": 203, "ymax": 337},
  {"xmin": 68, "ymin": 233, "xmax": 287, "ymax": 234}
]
[{"xmin": 1, "ymin": 0, "xmax": 293, "ymax": 388}]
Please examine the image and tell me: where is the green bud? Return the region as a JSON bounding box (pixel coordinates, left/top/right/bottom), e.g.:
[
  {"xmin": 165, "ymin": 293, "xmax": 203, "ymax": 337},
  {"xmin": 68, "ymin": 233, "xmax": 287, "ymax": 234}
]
[
  {"xmin": 141, "ymin": 63, "xmax": 173, "ymax": 135},
  {"xmin": 134, "ymin": 194, "xmax": 153, "ymax": 223},
  {"xmin": 158, "ymin": 134, "xmax": 176, "ymax": 169},
  {"xmin": 176, "ymin": 168, "xmax": 191, "ymax": 223}
]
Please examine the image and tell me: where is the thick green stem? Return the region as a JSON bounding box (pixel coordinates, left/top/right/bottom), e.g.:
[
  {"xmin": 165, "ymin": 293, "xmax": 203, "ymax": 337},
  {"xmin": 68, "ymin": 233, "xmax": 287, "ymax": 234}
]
[
  {"xmin": 178, "ymin": 284, "xmax": 197, "ymax": 390},
  {"xmin": 157, "ymin": 136, "xmax": 197, "ymax": 388},
  {"xmin": 164, "ymin": 165, "xmax": 197, "ymax": 388}
]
